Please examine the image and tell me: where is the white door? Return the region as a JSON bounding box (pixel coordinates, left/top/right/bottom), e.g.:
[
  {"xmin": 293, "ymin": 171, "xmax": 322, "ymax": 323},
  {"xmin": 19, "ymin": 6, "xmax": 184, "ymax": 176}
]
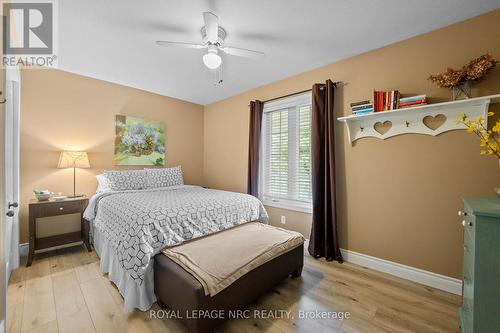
[
  {"xmin": 1, "ymin": 67, "xmax": 21, "ymax": 332},
  {"xmin": 4, "ymin": 68, "xmax": 21, "ymax": 277}
]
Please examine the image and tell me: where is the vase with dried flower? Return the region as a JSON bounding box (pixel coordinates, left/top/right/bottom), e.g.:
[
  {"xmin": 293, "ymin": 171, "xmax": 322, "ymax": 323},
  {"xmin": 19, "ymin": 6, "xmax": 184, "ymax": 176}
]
[{"xmin": 429, "ymin": 54, "xmax": 498, "ymax": 100}]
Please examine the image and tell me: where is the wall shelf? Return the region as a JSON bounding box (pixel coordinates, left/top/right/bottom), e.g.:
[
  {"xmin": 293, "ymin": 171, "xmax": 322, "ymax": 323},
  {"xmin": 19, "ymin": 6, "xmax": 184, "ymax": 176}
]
[{"xmin": 338, "ymin": 94, "xmax": 500, "ymax": 145}]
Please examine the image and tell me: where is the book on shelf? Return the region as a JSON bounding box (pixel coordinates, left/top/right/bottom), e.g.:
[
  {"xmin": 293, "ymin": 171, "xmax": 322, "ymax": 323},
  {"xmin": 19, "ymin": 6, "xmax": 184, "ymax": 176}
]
[
  {"xmin": 350, "ymin": 100, "xmax": 372, "ymax": 107},
  {"xmin": 399, "ymin": 100, "xmax": 427, "ymax": 107},
  {"xmin": 353, "ymin": 108, "xmax": 374, "ymax": 115},
  {"xmin": 399, "ymin": 95, "xmax": 426, "ymax": 103},
  {"xmin": 398, "ymin": 95, "xmax": 427, "ymax": 108},
  {"xmin": 373, "ymin": 89, "xmax": 400, "ymax": 112},
  {"xmin": 352, "ymin": 103, "xmax": 373, "ymax": 112}
]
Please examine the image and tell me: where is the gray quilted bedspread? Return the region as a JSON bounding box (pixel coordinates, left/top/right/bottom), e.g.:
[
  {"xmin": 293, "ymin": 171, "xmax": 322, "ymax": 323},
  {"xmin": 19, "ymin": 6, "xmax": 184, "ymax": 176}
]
[{"xmin": 84, "ymin": 186, "xmax": 268, "ymax": 285}]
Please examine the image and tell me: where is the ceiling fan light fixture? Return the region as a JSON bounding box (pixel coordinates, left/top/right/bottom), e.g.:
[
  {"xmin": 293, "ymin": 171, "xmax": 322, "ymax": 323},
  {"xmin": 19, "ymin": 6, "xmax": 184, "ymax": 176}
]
[{"xmin": 203, "ymin": 48, "xmax": 222, "ymax": 69}]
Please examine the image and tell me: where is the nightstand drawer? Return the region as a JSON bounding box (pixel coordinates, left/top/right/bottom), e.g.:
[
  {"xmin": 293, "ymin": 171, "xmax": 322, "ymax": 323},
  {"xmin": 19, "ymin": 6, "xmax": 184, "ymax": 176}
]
[{"xmin": 42, "ymin": 201, "xmax": 83, "ymax": 217}]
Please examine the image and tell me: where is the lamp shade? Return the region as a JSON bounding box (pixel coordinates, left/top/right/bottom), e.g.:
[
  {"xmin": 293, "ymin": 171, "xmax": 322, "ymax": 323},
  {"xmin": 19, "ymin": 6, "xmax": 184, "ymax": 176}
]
[{"xmin": 57, "ymin": 151, "xmax": 90, "ymax": 169}]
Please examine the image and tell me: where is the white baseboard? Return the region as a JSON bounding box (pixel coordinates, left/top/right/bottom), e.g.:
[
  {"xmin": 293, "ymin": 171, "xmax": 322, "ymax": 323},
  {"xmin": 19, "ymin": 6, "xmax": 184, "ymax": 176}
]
[
  {"xmin": 19, "ymin": 243, "xmax": 29, "ymax": 256},
  {"xmin": 340, "ymin": 248, "xmax": 462, "ymax": 295},
  {"xmin": 18, "ymin": 241, "xmax": 461, "ymax": 295}
]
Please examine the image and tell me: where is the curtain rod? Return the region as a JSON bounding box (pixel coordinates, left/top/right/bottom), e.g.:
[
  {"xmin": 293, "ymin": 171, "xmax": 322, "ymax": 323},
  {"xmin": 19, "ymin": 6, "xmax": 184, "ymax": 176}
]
[{"xmin": 248, "ymin": 81, "xmax": 343, "ymax": 106}]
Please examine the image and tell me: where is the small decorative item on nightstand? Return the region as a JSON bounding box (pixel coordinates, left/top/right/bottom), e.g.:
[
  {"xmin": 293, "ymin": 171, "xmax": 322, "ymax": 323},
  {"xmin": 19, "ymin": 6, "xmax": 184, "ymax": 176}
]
[
  {"xmin": 33, "ymin": 189, "xmax": 52, "ymax": 201},
  {"xmin": 27, "ymin": 196, "xmax": 90, "ymax": 266}
]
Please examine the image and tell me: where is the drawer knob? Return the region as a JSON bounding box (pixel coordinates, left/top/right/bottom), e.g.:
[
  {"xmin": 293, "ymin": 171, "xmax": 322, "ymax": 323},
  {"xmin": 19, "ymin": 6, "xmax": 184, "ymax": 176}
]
[
  {"xmin": 463, "ymin": 245, "xmax": 468, "ymax": 252},
  {"xmin": 59, "ymin": 207, "xmax": 64, "ymax": 211},
  {"xmin": 462, "ymin": 220, "xmax": 473, "ymax": 227},
  {"xmin": 458, "ymin": 210, "xmax": 467, "ymax": 217}
]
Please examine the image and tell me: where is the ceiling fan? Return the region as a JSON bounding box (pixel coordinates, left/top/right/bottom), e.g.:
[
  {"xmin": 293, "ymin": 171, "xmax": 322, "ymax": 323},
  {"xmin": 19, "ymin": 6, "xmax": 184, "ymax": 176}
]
[{"xmin": 156, "ymin": 12, "xmax": 265, "ymax": 70}]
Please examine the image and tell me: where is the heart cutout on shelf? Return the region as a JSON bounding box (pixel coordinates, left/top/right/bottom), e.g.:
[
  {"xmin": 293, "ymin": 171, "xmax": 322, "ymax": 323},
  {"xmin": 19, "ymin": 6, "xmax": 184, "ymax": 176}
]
[
  {"xmin": 423, "ymin": 114, "xmax": 447, "ymax": 130},
  {"xmin": 374, "ymin": 121, "xmax": 392, "ymax": 135}
]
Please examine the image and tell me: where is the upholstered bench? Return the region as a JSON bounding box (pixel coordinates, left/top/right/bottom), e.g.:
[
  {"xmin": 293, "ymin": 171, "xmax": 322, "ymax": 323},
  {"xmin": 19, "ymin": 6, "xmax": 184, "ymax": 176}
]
[{"xmin": 154, "ymin": 223, "xmax": 304, "ymax": 333}]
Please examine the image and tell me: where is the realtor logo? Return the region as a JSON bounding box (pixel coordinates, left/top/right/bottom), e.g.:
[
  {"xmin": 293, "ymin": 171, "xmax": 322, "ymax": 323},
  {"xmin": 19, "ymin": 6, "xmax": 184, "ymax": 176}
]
[{"xmin": 2, "ymin": 0, "xmax": 58, "ymax": 67}]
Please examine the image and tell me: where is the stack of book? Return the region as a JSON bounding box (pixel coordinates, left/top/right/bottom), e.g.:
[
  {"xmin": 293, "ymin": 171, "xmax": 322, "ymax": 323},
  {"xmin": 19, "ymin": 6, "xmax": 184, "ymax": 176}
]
[
  {"xmin": 398, "ymin": 95, "xmax": 427, "ymax": 108},
  {"xmin": 373, "ymin": 90, "xmax": 400, "ymax": 112},
  {"xmin": 350, "ymin": 100, "xmax": 373, "ymax": 115}
]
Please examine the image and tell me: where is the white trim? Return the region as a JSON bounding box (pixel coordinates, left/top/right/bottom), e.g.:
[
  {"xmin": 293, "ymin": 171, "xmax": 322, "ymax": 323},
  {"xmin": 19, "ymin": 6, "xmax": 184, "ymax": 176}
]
[
  {"xmin": 19, "ymin": 243, "xmax": 29, "ymax": 257},
  {"xmin": 340, "ymin": 248, "xmax": 462, "ymax": 295},
  {"xmin": 263, "ymin": 199, "xmax": 312, "ymax": 214},
  {"xmin": 263, "ymin": 91, "xmax": 311, "ymax": 113}
]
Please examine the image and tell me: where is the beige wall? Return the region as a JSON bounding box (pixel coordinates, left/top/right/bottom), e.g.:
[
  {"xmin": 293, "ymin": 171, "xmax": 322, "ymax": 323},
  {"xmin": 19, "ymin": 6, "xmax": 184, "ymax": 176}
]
[
  {"xmin": 20, "ymin": 69, "xmax": 204, "ymax": 243},
  {"xmin": 18, "ymin": 10, "xmax": 500, "ymax": 279},
  {"xmin": 204, "ymin": 9, "xmax": 500, "ymax": 278}
]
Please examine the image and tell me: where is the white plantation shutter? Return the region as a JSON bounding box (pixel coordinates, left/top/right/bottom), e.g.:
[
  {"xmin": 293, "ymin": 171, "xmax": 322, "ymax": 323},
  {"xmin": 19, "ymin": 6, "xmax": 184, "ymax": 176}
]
[{"xmin": 260, "ymin": 92, "xmax": 312, "ymax": 212}]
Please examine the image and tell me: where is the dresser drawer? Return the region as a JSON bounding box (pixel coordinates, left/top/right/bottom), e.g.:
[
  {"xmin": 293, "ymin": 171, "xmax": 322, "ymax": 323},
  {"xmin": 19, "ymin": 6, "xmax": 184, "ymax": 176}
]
[{"xmin": 42, "ymin": 201, "xmax": 83, "ymax": 217}]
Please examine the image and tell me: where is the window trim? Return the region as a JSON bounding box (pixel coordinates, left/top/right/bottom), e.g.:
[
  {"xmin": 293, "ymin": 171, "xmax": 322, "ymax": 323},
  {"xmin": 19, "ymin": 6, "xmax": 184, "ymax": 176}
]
[
  {"xmin": 261, "ymin": 197, "xmax": 313, "ymax": 214},
  {"xmin": 259, "ymin": 92, "xmax": 313, "ymax": 214}
]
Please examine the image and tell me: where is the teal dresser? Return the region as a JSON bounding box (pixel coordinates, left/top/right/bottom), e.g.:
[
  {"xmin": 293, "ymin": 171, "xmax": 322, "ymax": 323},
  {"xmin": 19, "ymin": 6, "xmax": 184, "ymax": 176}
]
[{"xmin": 459, "ymin": 198, "xmax": 500, "ymax": 333}]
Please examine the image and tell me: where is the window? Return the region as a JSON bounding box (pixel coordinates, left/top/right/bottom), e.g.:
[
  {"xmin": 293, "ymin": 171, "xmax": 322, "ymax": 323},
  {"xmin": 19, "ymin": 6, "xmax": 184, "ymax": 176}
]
[{"xmin": 259, "ymin": 92, "xmax": 312, "ymax": 213}]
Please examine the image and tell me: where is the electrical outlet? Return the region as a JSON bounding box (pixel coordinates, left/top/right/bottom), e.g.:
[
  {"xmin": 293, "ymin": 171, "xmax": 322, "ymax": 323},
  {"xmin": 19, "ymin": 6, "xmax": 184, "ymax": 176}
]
[{"xmin": 280, "ymin": 216, "xmax": 286, "ymax": 224}]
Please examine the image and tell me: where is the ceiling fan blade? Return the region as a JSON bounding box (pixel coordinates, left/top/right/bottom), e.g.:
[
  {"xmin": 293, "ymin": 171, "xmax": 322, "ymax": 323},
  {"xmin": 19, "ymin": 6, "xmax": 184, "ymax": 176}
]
[
  {"xmin": 156, "ymin": 41, "xmax": 206, "ymax": 49},
  {"xmin": 220, "ymin": 46, "xmax": 266, "ymax": 59},
  {"xmin": 203, "ymin": 12, "xmax": 219, "ymax": 42}
]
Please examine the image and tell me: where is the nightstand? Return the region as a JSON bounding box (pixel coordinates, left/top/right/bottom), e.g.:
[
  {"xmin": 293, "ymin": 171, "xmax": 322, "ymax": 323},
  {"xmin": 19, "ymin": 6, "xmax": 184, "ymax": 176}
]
[{"xmin": 27, "ymin": 196, "xmax": 90, "ymax": 266}]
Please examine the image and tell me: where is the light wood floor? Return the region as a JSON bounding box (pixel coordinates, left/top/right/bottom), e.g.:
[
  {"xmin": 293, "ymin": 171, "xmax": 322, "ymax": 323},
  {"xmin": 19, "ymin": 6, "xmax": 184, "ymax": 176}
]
[{"xmin": 7, "ymin": 244, "xmax": 461, "ymax": 333}]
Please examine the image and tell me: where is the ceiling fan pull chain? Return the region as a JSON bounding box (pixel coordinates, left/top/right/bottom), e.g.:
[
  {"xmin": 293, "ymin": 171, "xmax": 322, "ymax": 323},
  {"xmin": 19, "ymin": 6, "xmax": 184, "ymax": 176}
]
[{"xmin": 214, "ymin": 62, "xmax": 223, "ymax": 86}]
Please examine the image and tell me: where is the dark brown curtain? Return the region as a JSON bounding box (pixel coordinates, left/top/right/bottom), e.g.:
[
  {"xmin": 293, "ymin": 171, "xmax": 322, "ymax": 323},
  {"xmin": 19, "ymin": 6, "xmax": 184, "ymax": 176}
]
[
  {"xmin": 308, "ymin": 80, "xmax": 343, "ymax": 263},
  {"xmin": 247, "ymin": 100, "xmax": 264, "ymax": 196}
]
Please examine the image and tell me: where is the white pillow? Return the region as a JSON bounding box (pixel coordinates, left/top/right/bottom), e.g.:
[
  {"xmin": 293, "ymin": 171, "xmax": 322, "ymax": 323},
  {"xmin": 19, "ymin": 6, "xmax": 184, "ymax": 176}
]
[
  {"xmin": 96, "ymin": 174, "xmax": 111, "ymax": 193},
  {"xmin": 102, "ymin": 169, "xmax": 147, "ymax": 191},
  {"xmin": 145, "ymin": 166, "xmax": 184, "ymax": 188}
]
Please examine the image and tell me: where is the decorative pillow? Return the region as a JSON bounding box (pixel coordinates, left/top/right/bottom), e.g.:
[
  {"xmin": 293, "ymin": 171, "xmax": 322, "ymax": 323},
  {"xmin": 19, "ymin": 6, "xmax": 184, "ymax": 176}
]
[
  {"xmin": 96, "ymin": 174, "xmax": 112, "ymax": 193},
  {"xmin": 145, "ymin": 166, "xmax": 184, "ymax": 188},
  {"xmin": 102, "ymin": 169, "xmax": 147, "ymax": 191}
]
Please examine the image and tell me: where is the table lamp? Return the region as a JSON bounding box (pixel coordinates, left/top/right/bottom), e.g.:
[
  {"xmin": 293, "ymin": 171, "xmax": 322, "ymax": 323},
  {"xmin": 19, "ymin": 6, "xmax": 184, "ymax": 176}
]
[{"xmin": 57, "ymin": 151, "xmax": 90, "ymax": 198}]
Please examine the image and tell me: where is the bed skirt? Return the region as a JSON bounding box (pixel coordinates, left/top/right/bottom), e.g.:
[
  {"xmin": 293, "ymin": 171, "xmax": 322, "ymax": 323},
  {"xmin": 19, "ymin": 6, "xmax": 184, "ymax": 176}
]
[{"xmin": 93, "ymin": 229, "xmax": 156, "ymax": 312}]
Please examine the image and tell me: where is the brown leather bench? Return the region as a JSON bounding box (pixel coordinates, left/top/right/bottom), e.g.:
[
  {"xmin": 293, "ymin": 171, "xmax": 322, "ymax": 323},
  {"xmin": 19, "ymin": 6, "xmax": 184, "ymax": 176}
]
[{"xmin": 154, "ymin": 243, "xmax": 303, "ymax": 333}]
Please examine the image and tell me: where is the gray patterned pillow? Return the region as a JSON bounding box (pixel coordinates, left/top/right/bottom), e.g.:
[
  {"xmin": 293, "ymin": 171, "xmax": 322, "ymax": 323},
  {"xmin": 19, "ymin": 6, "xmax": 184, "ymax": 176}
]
[
  {"xmin": 145, "ymin": 166, "xmax": 184, "ymax": 188},
  {"xmin": 102, "ymin": 170, "xmax": 147, "ymax": 191}
]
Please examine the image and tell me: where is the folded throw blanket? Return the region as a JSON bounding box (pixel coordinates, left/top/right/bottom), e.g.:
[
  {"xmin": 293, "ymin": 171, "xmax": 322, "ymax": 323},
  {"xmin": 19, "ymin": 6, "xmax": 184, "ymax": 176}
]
[{"xmin": 162, "ymin": 222, "xmax": 305, "ymax": 296}]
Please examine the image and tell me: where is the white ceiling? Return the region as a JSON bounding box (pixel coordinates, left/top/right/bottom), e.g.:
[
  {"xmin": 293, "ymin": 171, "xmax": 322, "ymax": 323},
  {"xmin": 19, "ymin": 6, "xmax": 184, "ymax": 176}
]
[{"xmin": 58, "ymin": 0, "xmax": 500, "ymax": 105}]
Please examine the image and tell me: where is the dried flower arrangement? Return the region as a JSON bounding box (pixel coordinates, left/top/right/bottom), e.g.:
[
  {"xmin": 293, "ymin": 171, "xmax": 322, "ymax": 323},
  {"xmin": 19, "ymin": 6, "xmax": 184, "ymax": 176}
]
[
  {"xmin": 428, "ymin": 54, "xmax": 497, "ymax": 99},
  {"xmin": 462, "ymin": 54, "xmax": 498, "ymax": 82},
  {"xmin": 428, "ymin": 68, "xmax": 465, "ymax": 89}
]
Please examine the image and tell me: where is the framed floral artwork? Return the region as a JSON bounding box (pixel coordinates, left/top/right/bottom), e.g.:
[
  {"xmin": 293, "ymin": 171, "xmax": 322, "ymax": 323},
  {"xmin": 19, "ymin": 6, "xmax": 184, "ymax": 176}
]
[{"xmin": 114, "ymin": 115, "xmax": 165, "ymax": 166}]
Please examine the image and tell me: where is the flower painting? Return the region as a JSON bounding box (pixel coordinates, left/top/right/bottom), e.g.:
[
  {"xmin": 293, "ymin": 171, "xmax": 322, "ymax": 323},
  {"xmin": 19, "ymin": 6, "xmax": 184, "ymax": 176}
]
[{"xmin": 114, "ymin": 115, "xmax": 165, "ymax": 166}]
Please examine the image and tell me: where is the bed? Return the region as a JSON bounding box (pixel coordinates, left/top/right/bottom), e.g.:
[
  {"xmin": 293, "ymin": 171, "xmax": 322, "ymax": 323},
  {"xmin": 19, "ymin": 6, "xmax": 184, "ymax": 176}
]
[{"xmin": 83, "ymin": 182, "xmax": 268, "ymax": 312}]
